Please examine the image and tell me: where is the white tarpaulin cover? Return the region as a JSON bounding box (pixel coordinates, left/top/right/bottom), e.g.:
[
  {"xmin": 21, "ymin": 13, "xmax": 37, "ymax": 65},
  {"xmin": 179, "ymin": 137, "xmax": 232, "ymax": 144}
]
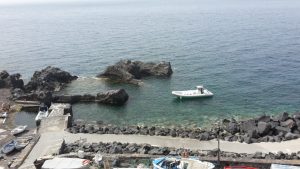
[
  {"xmin": 42, "ymin": 158, "xmax": 89, "ymax": 169},
  {"xmin": 271, "ymin": 164, "xmax": 300, "ymax": 169}
]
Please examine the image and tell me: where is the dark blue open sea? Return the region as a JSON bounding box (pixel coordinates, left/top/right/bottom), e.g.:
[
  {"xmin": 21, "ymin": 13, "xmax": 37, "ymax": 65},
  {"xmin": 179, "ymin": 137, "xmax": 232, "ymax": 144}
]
[{"xmin": 1, "ymin": 0, "xmax": 300, "ymax": 127}]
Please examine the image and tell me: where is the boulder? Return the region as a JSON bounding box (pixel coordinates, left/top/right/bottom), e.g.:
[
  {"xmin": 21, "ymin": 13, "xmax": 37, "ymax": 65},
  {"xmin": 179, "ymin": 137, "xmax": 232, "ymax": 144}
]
[
  {"xmin": 0, "ymin": 71, "xmax": 24, "ymax": 89},
  {"xmin": 207, "ymin": 148, "xmax": 219, "ymax": 157},
  {"xmin": 0, "ymin": 70, "xmax": 9, "ymax": 79},
  {"xmin": 96, "ymin": 89, "xmax": 129, "ymax": 106},
  {"xmin": 137, "ymin": 61, "xmax": 173, "ymax": 77},
  {"xmin": 0, "ymin": 79, "xmax": 5, "ymax": 88},
  {"xmin": 257, "ymin": 122, "xmax": 271, "ymax": 136},
  {"xmin": 7, "ymin": 73, "xmax": 24, "ymax": 89},
  {"xmin": 273, "ymin": 112, "xmax": 289, "ymax": 122},
  {"xmin": 24, "ymin": 66, "xmax": 77, "ymax": 92},
  {"xmin": 248, "ymin": 129, "xmax": 259, "ymax": 139},
  {"xmin": 240, "ymin": 119, "xmax": 257, "ymax": 133},
  {"xmin": 253, "ymin": 152, "xmax": 263, "ymax": 159},
  {"xmin": 273, "ymin": 136, "xmax": 282, "ymax": 142},
  {"xmin": 285, "ymin": 132, "xmax": 299, "ymax": 140},
  {"xmin": 109, "ymin": 145, "xmax": 123, "ymax": 154},
  {"xmin": 170, "ymin": 129, "xmax": 177, "ymax": 137},
  {"xmin": 269, "ymin": 121, "xmax": 280, "ymax": 129},
  {"xmin": 275, "ymin": 126, "xmax": 291, "ymax": 134},
  {"xmin": 280, "ymin": 119, "xmax": 296, "ymax": 129},
  {"xmin": 292, "ymin": 112, "xmax": 300, "ymax": 119},
  {"xmin": 257, "ymin": 115, "xmax": 271, "ymax": 123},
  {"xmin": 199, "ymin": 132, "xmax": 210, "ymax": 141},
  {"xmin": 226, "ymin": 122, "xmax": 240, "ymax": 134},
  {"xmin": 97, "ymin": 60, "xmax": 172, "ymax": 84},
  {"xmin": 292, "ymin": 128, "xmax": 300, "ymax": 134}
]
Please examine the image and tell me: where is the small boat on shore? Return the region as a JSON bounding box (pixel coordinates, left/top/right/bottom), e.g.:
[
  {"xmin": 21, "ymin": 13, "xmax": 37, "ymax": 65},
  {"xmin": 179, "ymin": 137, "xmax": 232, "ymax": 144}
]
[
  {"xmin": 1, "ymin": 140, "xmax": 16, "ymax": 154},
  {"xmin": 11, "ymin": 125, "xmax": 27, "ymax": 135},
  {"xmin": 14, "ymin": 139, "xmax": 30, "ymax": 150},
  {"xmin": 0, "ymin": 112, "xmax": 8, "ymax": 118},
  {"xmin": 35, "ymin": 104, "xmax": 49, "ymax": 125},
  {"xmin": 172, "ymin": 86, "xmax": 213, "ymax": 99},
  {"xmin": 153, "ymin": 157, "xmax": 215, "ymax": 169}
]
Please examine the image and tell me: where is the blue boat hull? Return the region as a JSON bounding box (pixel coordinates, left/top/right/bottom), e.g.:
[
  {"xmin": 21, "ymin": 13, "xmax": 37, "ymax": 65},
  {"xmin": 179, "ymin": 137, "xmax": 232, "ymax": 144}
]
[{"xmin": 1, "ymin": 140, "xmax": 16, "ymax": 154}]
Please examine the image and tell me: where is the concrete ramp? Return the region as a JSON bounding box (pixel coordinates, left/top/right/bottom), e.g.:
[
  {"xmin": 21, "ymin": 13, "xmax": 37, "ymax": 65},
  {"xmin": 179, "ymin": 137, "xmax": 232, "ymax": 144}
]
[{"xmin": 39, "ymin": 115, "xmax": 70, "ymax": 133}]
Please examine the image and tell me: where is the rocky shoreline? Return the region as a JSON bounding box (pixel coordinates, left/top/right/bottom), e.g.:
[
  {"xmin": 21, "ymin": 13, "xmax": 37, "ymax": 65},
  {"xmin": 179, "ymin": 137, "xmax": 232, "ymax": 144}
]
[
  {"xmin": 63, "ymin": 140, "xmax": 300, "ymax": 161},
  {"xmin": 68, "ymin": 112, "xmax": 300, "ymax": 144}
]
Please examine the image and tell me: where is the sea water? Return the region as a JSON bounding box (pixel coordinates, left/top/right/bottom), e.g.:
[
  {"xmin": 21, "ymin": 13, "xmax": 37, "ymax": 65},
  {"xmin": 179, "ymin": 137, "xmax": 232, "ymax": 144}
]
[{"xmin": 1, "ymin": 0, "xmax": 300, "ymax": 127}]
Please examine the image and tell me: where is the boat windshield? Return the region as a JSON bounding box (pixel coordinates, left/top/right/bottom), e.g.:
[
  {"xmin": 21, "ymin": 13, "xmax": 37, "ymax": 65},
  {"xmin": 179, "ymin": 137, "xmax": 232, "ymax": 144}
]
[{"xmin": 39, "ymin": 104, "xmax": 48, "ymax": 112}]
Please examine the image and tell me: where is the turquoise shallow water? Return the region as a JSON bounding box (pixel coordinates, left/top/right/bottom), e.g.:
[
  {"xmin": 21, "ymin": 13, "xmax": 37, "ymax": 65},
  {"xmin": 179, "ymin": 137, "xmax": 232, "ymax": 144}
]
[{"xmin": 1, "ymin": 0, "xmax": 300, "ymax": 127}]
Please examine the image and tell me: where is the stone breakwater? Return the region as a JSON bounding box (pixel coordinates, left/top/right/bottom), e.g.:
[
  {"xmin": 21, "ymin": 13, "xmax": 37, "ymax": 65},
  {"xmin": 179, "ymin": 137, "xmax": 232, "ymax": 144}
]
[
  {"xmin": 52, "ymin": 89, "xmax": 129, "ymax": 106},
  {"xmin": 68, "ymin": 112, "xmax": 300, "ymax": 144},
  {"xmin": 63, "ymin": 141, "xmax": 300, "ymax": 161}
]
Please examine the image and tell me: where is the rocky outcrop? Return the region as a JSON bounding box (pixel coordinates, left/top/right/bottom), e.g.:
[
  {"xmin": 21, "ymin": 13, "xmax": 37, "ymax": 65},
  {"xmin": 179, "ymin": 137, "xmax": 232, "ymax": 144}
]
[
  {"xmin": 97, "ymin": 60, "xmax": 173, "ymax": 84},
  {"xmin": 96, "ymin": 89, "xmax": 129, "ymax": 106},
  {"xmin": 8, "ymin": 67, "xmax": 129, "ymax": 106},
  {"xmin": 52, "ymin": 89, "xmax": 129, "ymax": 106},
  {"xmin": 0, "ymin": 70, "xmax": 24, "ymax": 89},
  {"xmin": 24, "ymin": 66, "xmax": 77, "ymax": 92}
]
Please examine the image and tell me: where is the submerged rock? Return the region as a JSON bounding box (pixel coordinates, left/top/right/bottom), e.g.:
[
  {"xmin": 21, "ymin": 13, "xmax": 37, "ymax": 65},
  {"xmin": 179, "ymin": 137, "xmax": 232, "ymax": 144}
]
[
  {"xmin": 97, "ymin": 60, "xmax": 172, "ymax": 84},
  {"xmin": 24, "ymin": 66, "xmax": 77, "ymax": 92}
]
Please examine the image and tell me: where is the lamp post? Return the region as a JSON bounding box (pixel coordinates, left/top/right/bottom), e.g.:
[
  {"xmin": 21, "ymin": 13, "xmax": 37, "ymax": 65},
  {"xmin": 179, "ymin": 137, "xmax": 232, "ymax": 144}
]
[
  {"xmin": 214, "ymin": 120, "xmax": 221, "ymax": 168},
  {"xmin": 217, "ymin": 121, "xmax": 220, "ymax": 167}
]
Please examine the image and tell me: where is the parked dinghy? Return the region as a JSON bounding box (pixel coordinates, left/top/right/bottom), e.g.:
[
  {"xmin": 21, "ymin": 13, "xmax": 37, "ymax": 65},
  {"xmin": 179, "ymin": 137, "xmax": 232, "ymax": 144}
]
[
  {"xmin": 35, "ymin": 104, "xmax": 49, "ymax": 125},
  {"xmin": 11, "ymin": 125, "xmax": 27, "ymax": 135},
  {"xmin": 172, "ymin": 86, "xmax": 213, "ymax": 99},
  {"xmin": 153, "ymin": 157, "xmax": 215, "ymax": 169},
  {"xmin": 1, "ymin": 140, "xmax": 16, "ymax": 154},
  {"xmin": 0, "ymin": 112, "xmax": 8, "ymax": 118}
]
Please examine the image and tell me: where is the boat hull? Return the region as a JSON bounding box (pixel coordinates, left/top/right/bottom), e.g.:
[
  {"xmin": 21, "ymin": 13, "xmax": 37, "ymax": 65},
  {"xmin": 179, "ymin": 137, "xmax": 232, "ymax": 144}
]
[
  {"xmin": 153, "ymin": 157, "xmax": 215, "ymax": 169},
  {"xmin": 172, "ymin": 89, "xmax": 213, "ymax": 98},
  {"xmin": 0, "ymin": 112, "xmax": 8, "ymax": 118},
  {"xmin": 11, "ymin": 125, "xmax": 27, "ymax": 135},
  {"xmin": 1, "ymin": 140, "xmax": 16, "ymax": 154},
  {"xmin": 35, "ymin": 111, "xmax": 49, "ymax": 126}
]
